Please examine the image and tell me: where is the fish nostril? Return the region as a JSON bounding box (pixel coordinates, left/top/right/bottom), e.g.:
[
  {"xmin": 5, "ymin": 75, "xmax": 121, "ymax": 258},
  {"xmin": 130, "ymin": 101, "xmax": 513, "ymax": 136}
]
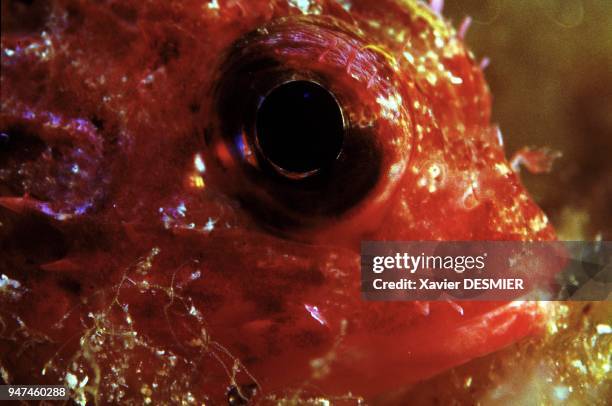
[{"xmin": 255, "ymin": 80, "xmax": 345, "ymax": 179}]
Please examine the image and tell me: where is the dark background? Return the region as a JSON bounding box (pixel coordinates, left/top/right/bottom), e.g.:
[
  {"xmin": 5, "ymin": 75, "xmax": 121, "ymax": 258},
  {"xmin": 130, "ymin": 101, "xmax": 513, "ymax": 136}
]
[{"xmin": 445, "ymin": 0, "xmax": 612, "ymax": 239}]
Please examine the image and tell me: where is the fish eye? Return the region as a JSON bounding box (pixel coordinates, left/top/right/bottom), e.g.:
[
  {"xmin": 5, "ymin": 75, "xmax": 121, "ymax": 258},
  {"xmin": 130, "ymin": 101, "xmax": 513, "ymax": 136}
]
[
  {"xmin": 205, "ymin": 16, "xmax": 411, "ymax": 233},
  {"xmin": 255, "ymin": 80, "xmax": 345, "ymax": 179}
]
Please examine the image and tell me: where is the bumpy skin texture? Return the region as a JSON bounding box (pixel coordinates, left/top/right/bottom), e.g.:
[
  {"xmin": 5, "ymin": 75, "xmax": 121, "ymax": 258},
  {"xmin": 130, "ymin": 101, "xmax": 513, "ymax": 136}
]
[{"xmin": 1, "ymin": 0, "xmax": 556, "ymax": 404}]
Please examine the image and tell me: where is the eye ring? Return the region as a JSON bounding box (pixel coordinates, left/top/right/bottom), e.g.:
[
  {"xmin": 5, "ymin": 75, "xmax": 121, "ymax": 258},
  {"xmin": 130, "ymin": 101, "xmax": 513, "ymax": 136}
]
[{"xmin": 254, "ymin": 79, "xmax": 346, "ymax": 180}]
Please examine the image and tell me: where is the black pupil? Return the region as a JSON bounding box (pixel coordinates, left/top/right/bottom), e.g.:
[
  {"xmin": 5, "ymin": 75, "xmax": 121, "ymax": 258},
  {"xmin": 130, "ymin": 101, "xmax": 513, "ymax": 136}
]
[{"xmin": 255, "ymin": 80, "xmax": 344, "ymax": 176}]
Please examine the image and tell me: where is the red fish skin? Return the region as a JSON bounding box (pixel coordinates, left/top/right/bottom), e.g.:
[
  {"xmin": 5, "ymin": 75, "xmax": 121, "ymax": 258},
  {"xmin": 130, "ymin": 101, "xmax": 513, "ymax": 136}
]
[{"xmin": 1, "ymin": 0, "xmax": 556, "ymax": 403}]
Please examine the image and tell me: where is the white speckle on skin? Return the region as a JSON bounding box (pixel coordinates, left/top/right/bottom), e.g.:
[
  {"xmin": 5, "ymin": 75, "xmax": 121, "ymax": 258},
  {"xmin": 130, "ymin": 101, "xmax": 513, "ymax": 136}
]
[
  {"xmin": 554, "ymin": 386, "xmax": 570, "ymax": 400},
  {"xmin": 194, "ymin": 153, "xmax": 206, "ymax": 173},
  {"xmin": 176, "ymin": 202, "xmax": 187, "ymax": 217},
  {"xmin": 289, "ymin": 0, "xmax": 311, "ymax": 14},
  {"xmin": 65, "ymin": 372, "xmax": 78, "ymax": 389},
  {"xmin": 304, "ymin": 304, "xmax": 327, "ymax": 325},
  {"xmin": 204, "ymin": 218, "xmax": 216, "ymax": 232},
  {"xmin": 376, "ymin": 93, "xmax": 402, "ymax": 119},
  {"xmin": 571, "ymin": 359, "xmax": 587, "ymax": 374},
  {"xmin": 189, "ymin": 305, "xmax": 200, "ymax": 316},
  {"xmin": 338, "ymin": 0, "xmax": 352, "ymax": 11},
  {"xmin": 596, "ymin": 324, "xmax": 611, "ymax": 334},
  {"xmin": 0, "ymin": 274, "xmax": 21, "ymax": 289}
]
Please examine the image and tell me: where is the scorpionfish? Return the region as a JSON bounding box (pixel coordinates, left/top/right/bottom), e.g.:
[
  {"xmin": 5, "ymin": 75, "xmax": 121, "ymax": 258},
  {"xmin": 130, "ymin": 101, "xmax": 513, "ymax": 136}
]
[{"xmin": 0, "ymin": 0, "xmax": 557, "ymax": 404}]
